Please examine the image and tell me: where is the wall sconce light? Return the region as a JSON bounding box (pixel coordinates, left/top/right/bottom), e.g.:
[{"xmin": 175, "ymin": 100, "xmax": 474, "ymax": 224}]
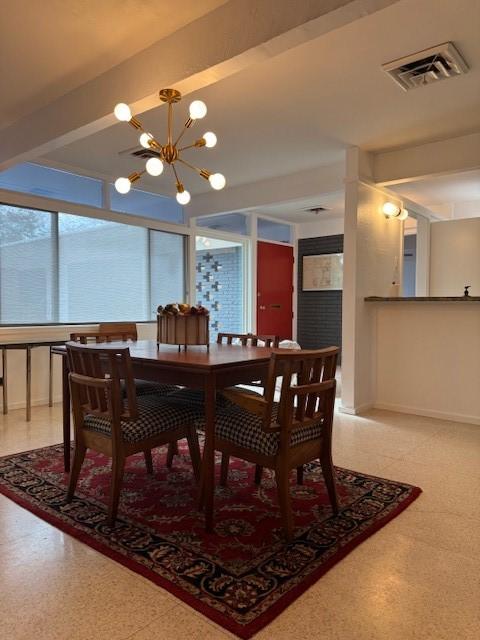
[{"xmin": 382, "ymin": 202, "xmax": 409, "ymax": 220}]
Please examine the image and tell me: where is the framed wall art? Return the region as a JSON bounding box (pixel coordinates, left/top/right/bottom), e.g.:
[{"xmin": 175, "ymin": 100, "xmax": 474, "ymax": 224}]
[{"xmin": 302, "ymin": 253, "xmax": 343, "ymax": 291}]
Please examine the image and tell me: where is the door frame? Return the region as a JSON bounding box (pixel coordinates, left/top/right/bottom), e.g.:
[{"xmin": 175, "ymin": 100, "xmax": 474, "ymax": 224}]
[{"xmin": 189, "ymin": 213, "xmax": 296, "ymax": 339}]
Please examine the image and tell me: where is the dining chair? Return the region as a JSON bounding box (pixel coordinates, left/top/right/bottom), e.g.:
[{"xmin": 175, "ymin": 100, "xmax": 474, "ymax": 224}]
[
  {"xmin": 70, "ymin": 325, "xmax": 180, "ymax": 397},
  {"xmin": 208, "ymin": 346, "xmax": 339, "ymax": 540},
  {"xmin": 216, "ymin": 332, "xmax": 280, "ymax": 485},
  {"xmin": 65, "ymin": 342, "xmax": 201, "ymax": 525},
  {"xmin": 216, "ymin": 332, "xmax": 279, "ymax": 347}
]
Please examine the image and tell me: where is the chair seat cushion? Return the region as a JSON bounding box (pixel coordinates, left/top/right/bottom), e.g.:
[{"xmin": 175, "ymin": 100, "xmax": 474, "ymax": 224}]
[
  {"xmin": 83, "ymin": 394, "xmax": 200, "ymax": 444},
  {"xmin": 199, "ymin": 403, "xmax": 324, "ymax": 456},
  {"xmin": 166, "ymin": 387, "xmax": 261, "ymax": 409},
  {"xmin": 132, "ymin": 379, "xmax": 180, "ymax": 396}
]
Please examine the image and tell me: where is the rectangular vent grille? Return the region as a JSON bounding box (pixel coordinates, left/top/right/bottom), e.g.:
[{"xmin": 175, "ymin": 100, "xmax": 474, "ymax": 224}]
[
  {"xmin": 130, "ymin": 149, "xmax": 159, "ymax": 159},
  {"xmin": 382, "ymin": 42, "xmax": 468, "ymax": 91}
]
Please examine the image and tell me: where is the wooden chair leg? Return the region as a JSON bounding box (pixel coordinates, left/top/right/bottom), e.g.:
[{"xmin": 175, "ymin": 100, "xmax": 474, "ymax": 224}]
[
  {"xmin": 66, "ymin": 442, "xmax": 86, "ymax": 502},
  {"xmin": 144, "ymin": 449, "xmax": 153, "ymax": 474},
  {"xmin": 166, "ymin": 441, "xmax": 178, "ymax": 468},
  {"xmin": 320, "ymin": 451, "xmax": 339, "ymax": 514},
  {"xmin": 275, "ymin": 467, "xmax": 294, "ymax": 541},
  {"xmin": 220, "ymin": 453, "xmax": 230, "ymax": 486},
  {"xmin": 254, "ymin": 464, "xmax": 263, "ymax": 485},
  {"xmin": 107, "ymin": 455, "xmax": 126, "ymax": 526},
  {"xmin": 186, "ymin": 426, "xmax": 202, "ymax": 484},
  {"xmin": 296, "ymin": 465, "xmax": 304, "ymax": 485}
]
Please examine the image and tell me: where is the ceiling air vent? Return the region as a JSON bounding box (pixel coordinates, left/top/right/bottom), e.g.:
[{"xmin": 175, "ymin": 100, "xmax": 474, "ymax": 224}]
[
  {"xmin": 382, "ymin": 42, "xmax": 468, "ymax": 91},
  {"xmin": 118, "ymin": 146, "xmax": 160, "ymax": 159},
  {"xmin": 305, "ymin": 206, "xmax": 328, "ymax": 215}
]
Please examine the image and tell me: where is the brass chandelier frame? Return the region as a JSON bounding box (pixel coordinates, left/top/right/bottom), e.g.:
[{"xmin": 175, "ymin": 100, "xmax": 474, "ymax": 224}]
[{"xmin": 114, "ymin": 88, "xmax": 224, "ymax": 203}]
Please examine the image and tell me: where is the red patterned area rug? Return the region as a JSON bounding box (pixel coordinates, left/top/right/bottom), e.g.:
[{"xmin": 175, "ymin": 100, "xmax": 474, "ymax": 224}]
[{"xmin": 0, "ymin": 443, "xmax": 421, "ymax": 638}]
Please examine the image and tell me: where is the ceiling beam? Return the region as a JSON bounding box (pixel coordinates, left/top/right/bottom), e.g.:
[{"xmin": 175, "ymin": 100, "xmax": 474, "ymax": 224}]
[
  {"xmin": 374, "ymin": 132, "xmax": 480, "ymax": 185},
  {"xmin": 0, "ymin": 0, "xmax": 400, "ymax": 170},
  {"xmin": 186, "ymin": 162, "xmax": 345, "ymax": 218}
]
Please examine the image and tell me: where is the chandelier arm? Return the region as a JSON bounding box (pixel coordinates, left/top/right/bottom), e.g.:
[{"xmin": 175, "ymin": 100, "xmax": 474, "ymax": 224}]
[
  {"xmin": 167, "ymin": 102, "xmax": 173, "ymax": 146},
  {"xmin": 178, "ymin": 143, "xmax": 198, "ymax": 152},
  {"xmin": 177, "ymin": 158, "xmax": 211, "ymax": 182},
  {"xmin": 173, "ymin": 119, "xmax": 195, "ymax": 148},
  {"xmin": 171, "ymin": 162, "xmax": 181, "ymax": 185},
  {"xmin": 177, "ymin": 157, "xmax": 202, "ymax": 174}
]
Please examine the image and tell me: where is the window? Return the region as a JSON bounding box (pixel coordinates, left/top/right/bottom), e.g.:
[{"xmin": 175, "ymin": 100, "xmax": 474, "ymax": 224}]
[
  {"xmin": 0, "ymin": 204, "xmax": 185, "ymax": 324},
  {"xmin": 197, "ymin": 213, "xmax": 248, "ymax": 235},
  {"xmin": 150, "ymin": 231, "xmax": 186, "ymax": 312},
  {"xmin": 109, "ymin": 185, "xmax": 184, "ymax": 224},
  {"xmin": 195, "ymin": 236, "xmax": 245, "ymax": 337},
  {"xmin": 0, "ymin": 163, "xmax": 102, "ymax": 208},
  {"xmin": 257, "ymin": 218, "xmax": 292, "ymax": 243},
  {"xmin": 0, "ymin": 205, "xmax": 56, "ymax": 324}
]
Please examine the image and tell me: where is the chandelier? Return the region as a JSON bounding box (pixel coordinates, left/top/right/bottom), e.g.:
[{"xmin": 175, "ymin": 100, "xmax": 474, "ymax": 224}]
[{"xmin": 113, "ymin": 88, "xmax": 225, "ymax": 205}]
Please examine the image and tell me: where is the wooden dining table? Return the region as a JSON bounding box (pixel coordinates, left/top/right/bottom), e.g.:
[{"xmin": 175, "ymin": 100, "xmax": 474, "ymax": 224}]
[{"xmin": 52, "ymin": 340, "xmax": 274, "ymax": 532}]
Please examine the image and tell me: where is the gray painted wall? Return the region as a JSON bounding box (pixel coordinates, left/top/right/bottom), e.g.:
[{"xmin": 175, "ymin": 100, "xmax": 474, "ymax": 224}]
[{"xmin": 297, "ymin": 235, "xmax": 343, "ymax": 357}]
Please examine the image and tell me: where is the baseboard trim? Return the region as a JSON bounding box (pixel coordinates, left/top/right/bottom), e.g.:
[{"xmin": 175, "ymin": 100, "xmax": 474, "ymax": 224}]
[
  {"xmin": 338, "ymin": 403, "xmax": 373, "ymax": 416},
  {"xmin": 2, "ymin": 396, "xmax": 63, "ymax": 411},
  {"xmin": 373, "ymin": 402, "xmax": 480, "ymax": 426}
]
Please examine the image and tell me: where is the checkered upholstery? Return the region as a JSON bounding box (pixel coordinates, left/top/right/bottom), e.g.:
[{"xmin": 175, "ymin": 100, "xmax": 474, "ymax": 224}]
[
  {"xmin": 166, "ymin": 387, "xmax": 261, "ymax": 409},
  {"xmin": 197, "ymin": 403, "xmax": 324, "ymax": 456},
  {"xmin": 132, "ymin": 379, "xmax": 180, "ymax": 397},
  {"xmin": 83, "ymin": 394, "xmax": 200, "ymax": 444}
]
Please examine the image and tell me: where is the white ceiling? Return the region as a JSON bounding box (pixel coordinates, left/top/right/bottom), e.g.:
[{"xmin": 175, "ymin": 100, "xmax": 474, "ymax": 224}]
[
  {"xmin": 253, "ymin": 191, "xmax": 345, "ymax": 223},
  {"xmin": 0, "ymin": 0, "xmax": 226, "ymax": 129},
  {"xmin": 390, "ymin": 169, "xmax": 480, "ymax": 219},
  {"xmin": 41, "ymin": 0, "xmax": 480, "ymax": 205}
]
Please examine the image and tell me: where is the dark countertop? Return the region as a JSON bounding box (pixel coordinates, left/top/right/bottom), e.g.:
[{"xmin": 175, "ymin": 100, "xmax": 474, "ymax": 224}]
[{"xmin": 365, "ymin": 296, "xmax": 480, "ymax": 302}]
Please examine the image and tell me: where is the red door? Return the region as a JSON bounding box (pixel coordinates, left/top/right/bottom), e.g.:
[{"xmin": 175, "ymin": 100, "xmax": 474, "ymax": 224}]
[{"xmin": 257, "ymin": 241, "xmax": 293, "ymax": 339}]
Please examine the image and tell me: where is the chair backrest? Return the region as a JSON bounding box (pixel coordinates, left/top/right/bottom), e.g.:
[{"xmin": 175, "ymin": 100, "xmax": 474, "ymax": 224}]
[
  {"xmin": 66, "ymin": 342, "xmax": 138, "ymax": 425},
  {"xmin": 217, "ymin": 332, "xmax": 279, "ymax": 347},
  {"xmin": 98, "ymin": 322, "xmax": 138, "ymax": 341},
  {"xmin": 70, "ymin": 322, "xmax": 138, "ymax": 344},
  {"xmin": 262, "ymin": 347, "xmax": 339, "ymax": 444}
]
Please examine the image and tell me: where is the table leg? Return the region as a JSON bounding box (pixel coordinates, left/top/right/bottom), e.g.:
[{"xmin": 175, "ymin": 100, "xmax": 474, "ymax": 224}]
[
  {"xmin": 199, "ymin": 375, "xmax": 216, "ymax": 533},
  {"xmin": 1, "ymin": 348, "xmax": 7, "ymax": 415},
  {"xmin": 26, "ymin": 346, "xmax": 32, "ymax": 422},
  {"xmin": 48, "ymin": 346, "xmax": 53, "ymax": 407},
  {"xmin": 62, "ymin": 356, "xmax": 71, "ymax": 472}
]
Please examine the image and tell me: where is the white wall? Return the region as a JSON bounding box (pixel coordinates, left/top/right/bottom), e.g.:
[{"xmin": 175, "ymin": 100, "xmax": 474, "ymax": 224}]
[
  {"xmin": 0, "ymin": 323, "xmax": 156, "ymax": 410},
  {"xmin": 296, "ymin": 216, "xmax": 344, "ymax": 239},
  {"xmin": 375, "ymin": 302, "xmax": 480, "ymax": 424},
  {"xmin": 341, "ymin": 180, "xmax": 403, "ymax": 413},
  {"xmin": 430, "ymin": 218, "xmax": 480, "ymax": 296}
]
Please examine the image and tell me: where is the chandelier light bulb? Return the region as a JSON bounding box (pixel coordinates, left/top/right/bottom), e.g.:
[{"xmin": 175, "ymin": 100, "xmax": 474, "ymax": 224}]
[
  {"xmin": 209, "ymin": 173, "xmax": 226, "ymax": 190},
  {"xmin": 114, "ymin": 103, "xmax": 132, "ymax": 122},
  {"xmin": 176, "ymin": 189, "xmax": 191, "ymax": 205},
  {"xmin": 114, "ymin": 177, "xmax": 131, "ymax": 194},
  {"xmin": 382, "ymin": 202, "xmax": 400, "ymax": 217},
  {"xmin": 139, "ymin": 132, "xmax": 153, "ymax": 148},
  {"xmin": 145, "ymin": 157, "xmax": 164, "ymax": 176},
  {"xmin": 202, "ymin": 131, "xmax": 217, "ymax": 148},
  {"xmin": 398, "ymin": 208, "xmax": 409, "ymax": 221},
  {"xmin": 189, "ymin": 100, "xmax": 207, "ymax": 120}
]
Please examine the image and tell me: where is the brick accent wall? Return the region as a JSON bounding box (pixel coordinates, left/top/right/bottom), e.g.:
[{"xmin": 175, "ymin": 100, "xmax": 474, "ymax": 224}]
[
  {"xmin": 297, "ymin": 235, "xmax": 343, "ymax": 357},
  {"xmin": 196, "ymin": 246, "xmax": 243, "ymax": 338}
]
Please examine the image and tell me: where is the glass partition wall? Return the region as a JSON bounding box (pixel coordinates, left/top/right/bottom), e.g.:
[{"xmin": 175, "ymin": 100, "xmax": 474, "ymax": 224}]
[{"xmin": 195, "ymin": 235, "xmax": 247, "ymax": 337}]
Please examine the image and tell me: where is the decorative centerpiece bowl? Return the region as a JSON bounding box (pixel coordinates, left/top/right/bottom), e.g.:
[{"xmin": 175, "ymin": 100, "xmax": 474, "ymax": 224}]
[{"xmin": 156, "ymin": 304, "xmax": 209, "ymax": 350}]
